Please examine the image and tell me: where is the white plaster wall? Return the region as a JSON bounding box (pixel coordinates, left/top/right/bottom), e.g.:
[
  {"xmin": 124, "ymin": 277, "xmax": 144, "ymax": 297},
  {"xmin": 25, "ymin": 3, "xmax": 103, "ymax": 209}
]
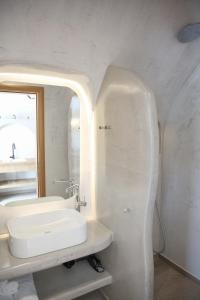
[
  {"xmin": 95, "ymin": 66, "xmax": 158, "ymax": 300},
  {"xmin": 161, "ymin": 64, "xmax": 200, "ymax": 279},
  {"xmin": 0, "ymin": 0, "xmax": 200, "ymax": 124}
]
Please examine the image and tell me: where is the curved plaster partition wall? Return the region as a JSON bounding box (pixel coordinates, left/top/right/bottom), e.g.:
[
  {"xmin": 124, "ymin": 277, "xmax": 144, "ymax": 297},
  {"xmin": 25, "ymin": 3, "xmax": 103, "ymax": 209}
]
[{"xmin": 95, "ymin": 66, "xmax": 158, "ymax": 300}]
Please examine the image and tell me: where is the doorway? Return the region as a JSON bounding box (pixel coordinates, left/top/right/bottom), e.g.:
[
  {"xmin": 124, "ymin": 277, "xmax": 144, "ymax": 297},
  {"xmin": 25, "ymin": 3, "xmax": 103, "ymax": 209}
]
[{"xmin": 0, "ymin": 86, "xmax": 45, "ymax": 205}]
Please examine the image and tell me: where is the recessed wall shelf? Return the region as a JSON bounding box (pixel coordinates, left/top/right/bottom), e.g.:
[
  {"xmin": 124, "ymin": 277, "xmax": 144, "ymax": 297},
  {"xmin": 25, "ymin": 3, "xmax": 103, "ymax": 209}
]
[
  {"xmin": 34, "ymin": 260, "xmax": 112, "ymax": 300},
  {"xmin": 0, "ymin": 221, "xmax": 113, "ymax": 281}
]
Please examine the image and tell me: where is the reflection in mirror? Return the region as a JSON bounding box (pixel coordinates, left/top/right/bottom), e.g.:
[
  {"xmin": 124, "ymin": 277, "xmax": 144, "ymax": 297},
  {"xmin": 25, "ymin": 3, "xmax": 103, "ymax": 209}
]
[
  {"xmin": 0, "ymin": 91, "xmax": 38, "ymax": 206},
  {"xmin": 0, "ymin": 85, "xmax": 80, "ymax": 206},
  {"xmin": 68, "ymin": 96, "xmax": 80, "ymax": 185}
]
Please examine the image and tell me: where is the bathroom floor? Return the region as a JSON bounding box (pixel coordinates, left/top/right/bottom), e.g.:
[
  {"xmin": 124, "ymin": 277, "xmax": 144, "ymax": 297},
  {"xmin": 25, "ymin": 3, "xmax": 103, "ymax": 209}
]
[
  {"xmin": 154, "ymin": 255, "xmax": 200, "ymax": 300},
  {"xmin": 77, "ymin": 256, "xmax": 200, "ymax": 300},
  {"xmin": 76, "ymin": 291, "xmax": 104, "ymax": 300}
]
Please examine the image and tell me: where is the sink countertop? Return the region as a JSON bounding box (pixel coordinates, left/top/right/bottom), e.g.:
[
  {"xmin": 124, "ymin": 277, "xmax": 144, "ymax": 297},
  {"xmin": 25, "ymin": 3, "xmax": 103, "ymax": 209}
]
[
  {"xmin": 0, "ymin": 158, "xmax": 36, "ymax": 173},
  {"xmin": 0, "ymin": 221, "xmax": 113, "ymax": 280}
]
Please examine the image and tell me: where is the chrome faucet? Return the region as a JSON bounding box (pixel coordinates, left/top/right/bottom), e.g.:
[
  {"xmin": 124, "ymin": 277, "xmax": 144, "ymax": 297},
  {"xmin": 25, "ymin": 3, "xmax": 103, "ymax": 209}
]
[
  {"xmin": 65, "ymin": 184, "xmax": 87, "ymax": 212},
  {"xmin": 10, "ymin": 143, "xmax": 16, "ymax": 159}
]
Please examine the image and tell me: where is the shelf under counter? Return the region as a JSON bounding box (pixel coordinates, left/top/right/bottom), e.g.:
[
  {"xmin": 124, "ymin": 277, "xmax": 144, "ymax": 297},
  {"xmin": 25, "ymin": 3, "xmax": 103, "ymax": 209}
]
[
  {"xmin": 34, "ymin": 260, "xmax": 112, "ymax": 300},
  {"xmin": 0, "ymin": 221, "xmax": 113, "ymax": 281}
]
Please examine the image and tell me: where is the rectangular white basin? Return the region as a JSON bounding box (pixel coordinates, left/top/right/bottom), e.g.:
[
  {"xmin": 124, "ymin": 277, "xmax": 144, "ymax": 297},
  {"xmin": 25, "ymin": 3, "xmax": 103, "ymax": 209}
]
[{"xmin": 7, "ymin": 209, "xmax": 87, "ymax": 258}]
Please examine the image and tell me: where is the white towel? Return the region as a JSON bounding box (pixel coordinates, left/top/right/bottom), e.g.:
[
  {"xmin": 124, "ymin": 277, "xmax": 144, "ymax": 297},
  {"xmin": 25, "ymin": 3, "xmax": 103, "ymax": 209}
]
[
  {"xmin": 13, "ymin": 274, "xmax": 38, "ymax": 300},
  {"xmin": 0, "ymin": 280, "xmax": 19, "ymax": 298},
  {"xmin": 0, "ymin": 274, "xmax": 38, "ymax": 300}
]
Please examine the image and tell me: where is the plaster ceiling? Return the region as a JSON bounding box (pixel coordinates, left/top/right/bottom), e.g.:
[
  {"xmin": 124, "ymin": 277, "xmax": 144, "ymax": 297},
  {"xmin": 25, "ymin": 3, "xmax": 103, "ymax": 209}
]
[{"xmin": 0, "ymin": 0, "xmax": 200, "ymax": 123}]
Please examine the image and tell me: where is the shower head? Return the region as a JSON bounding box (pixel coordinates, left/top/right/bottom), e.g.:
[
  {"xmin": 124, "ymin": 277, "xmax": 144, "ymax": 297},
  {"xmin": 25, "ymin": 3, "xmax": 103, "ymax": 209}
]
[{"xmin": 177, "ymin": 23, "xmax": 200, "ymax": 43}]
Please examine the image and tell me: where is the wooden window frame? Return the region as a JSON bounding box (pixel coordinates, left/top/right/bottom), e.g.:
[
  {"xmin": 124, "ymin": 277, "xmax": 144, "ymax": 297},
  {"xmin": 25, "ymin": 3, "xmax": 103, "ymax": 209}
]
[{"xmin": 0, "ymin": 85, "xmax": 46, "ymax": 197}]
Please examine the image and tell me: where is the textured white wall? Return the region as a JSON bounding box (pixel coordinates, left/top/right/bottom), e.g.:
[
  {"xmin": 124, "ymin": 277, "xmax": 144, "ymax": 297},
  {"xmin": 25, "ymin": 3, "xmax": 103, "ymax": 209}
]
[
  {"xmin": 1, "ymin": 0, "xmax": 200, "ymax": 124},
  {"xmin": 161, "ymin": 64, "xmax": 200, "ymax": 279},
  {"xmin": 1, "ymin": 0, "xmax": 200, "ymax": 279}
]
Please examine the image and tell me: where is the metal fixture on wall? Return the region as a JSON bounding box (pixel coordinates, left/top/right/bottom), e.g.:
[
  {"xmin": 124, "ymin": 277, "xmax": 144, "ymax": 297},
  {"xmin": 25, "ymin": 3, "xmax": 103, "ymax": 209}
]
[
  {"xmin": 65, "ymin": 184, "xmax": 87, "ymax": 212},
  {"xmin": 98, "ymin": 125, "xmax": 111, "ymax": 130},
  {"xmin": 9, "ymin": 142, "xmax": 16, "ymax": 159},
  {"xmin": 177, "ymin": 23, "xmax": 200, "ymax": 43}
]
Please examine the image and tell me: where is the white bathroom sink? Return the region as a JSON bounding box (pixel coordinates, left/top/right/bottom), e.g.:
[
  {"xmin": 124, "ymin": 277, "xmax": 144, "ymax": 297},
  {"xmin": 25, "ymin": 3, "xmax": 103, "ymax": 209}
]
[{"xmin": 7, "ymin": 209, "xmax": 87, "ymax": 258}]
